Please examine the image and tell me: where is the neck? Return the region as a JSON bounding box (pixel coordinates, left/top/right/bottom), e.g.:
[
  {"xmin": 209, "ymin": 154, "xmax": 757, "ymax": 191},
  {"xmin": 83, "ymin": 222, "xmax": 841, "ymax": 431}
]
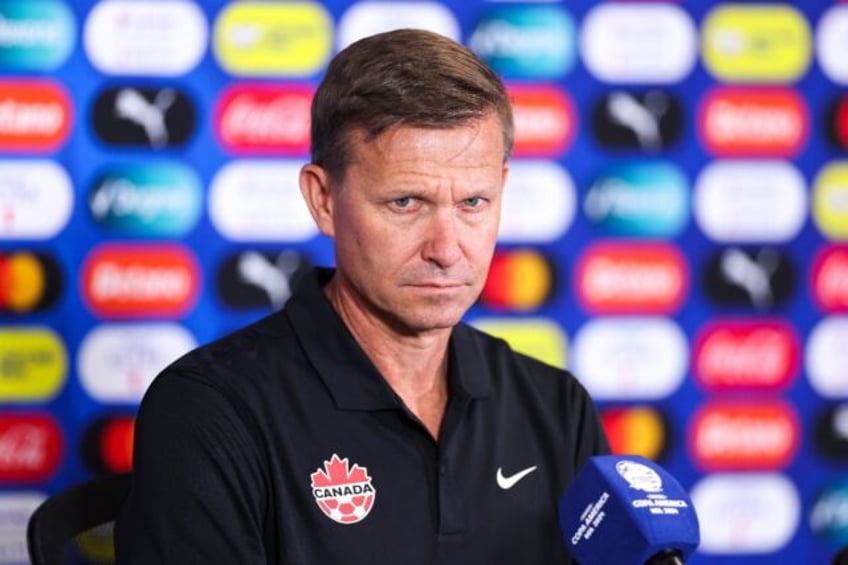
[{"xmin": 324, "ymin": 277, "xmax": 450, "ymax": 439}]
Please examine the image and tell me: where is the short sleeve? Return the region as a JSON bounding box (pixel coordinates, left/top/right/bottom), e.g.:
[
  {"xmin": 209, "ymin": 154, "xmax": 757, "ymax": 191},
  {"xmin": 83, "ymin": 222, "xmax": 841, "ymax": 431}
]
[{"xmin": 115, "ymin": 370, "xmax": 269, "ymax": 564}]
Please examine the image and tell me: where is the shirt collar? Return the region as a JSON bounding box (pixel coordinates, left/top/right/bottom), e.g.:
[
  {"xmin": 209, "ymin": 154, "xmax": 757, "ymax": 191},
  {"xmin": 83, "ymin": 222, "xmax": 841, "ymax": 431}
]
[{"xmin": 284, "ymin": 268, "xmax": 491, "ymax": 411}]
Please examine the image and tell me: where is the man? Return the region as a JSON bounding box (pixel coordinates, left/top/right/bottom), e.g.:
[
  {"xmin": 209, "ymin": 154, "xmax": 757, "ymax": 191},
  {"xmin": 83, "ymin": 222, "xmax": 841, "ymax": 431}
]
[{"xmin": 116, "ymin": 29, "xmax": 609, "ymax": 564}]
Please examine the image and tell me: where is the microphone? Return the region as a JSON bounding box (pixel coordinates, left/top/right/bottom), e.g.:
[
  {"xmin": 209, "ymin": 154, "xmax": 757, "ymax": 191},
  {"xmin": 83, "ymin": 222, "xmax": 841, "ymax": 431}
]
[
  {"xmin": 559, "ymin": 455, "xmax": 700, "ymax": 564},
  {"xmin": 833, "ymin": 546, "xmax": 848, "ymax": 565}
]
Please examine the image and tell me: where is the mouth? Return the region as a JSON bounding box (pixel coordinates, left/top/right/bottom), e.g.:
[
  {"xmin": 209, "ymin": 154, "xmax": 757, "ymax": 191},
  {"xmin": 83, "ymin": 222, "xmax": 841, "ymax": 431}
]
[{"xmin": 407, "ymin": 280, "xmax": 468, "ymax": 288}]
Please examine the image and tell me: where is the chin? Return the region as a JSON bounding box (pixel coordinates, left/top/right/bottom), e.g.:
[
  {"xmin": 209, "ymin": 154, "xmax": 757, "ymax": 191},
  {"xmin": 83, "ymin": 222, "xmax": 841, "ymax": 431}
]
[{"xmin": 401, "ymin": 310, "xmax": 465, "ymax": 333}]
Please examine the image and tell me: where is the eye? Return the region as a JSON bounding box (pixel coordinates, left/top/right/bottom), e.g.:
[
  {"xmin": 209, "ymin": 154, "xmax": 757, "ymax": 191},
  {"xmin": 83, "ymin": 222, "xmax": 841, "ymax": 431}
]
[
  {"xmin": 393, "ymin": 196, "xmax": 414, "ymax": 208},
  {"xmin": 463, "ymin": 197, "xmax": 484, "ymax": 208}
]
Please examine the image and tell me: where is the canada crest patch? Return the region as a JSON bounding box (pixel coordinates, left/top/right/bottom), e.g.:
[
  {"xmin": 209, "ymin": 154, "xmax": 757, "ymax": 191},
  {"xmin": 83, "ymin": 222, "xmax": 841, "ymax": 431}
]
[{"xmin": 310, "ymin": 453, "xmax": 376, "ymax": 524}]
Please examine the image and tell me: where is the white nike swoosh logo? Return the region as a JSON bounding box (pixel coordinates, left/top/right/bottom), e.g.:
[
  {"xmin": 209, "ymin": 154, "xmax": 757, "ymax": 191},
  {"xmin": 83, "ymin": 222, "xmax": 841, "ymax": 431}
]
[{"xmin": 496, "ymin": 465, "xmax": 538, "ymax": 490}]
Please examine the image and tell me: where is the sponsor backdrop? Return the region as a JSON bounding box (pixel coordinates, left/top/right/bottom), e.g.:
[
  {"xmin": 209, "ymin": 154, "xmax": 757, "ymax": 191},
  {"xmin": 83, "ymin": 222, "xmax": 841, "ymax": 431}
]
[{"xmin": 0, "ymin": 0, "xmax": 847, "ymax": 562}]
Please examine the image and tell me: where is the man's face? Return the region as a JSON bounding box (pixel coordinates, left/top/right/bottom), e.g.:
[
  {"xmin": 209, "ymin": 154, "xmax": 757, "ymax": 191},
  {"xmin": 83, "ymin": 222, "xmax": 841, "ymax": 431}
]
[{"xmin": 306, "ymin": 112, "xmax": 508, "ymax": 336}]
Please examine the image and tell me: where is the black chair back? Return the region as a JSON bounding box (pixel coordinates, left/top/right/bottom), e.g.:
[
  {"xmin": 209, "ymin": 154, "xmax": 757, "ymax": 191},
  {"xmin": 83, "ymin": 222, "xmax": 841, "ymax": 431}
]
[{"xmin": 27, "ymin": 472, "xmax": 131, "ymax": 565}]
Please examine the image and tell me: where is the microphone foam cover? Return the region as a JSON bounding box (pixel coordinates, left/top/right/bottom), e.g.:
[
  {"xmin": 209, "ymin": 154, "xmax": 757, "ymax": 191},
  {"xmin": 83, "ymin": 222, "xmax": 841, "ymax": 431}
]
[{"xmin": 559, "ymin": 455, "xmax": 700, "ymax": 565}]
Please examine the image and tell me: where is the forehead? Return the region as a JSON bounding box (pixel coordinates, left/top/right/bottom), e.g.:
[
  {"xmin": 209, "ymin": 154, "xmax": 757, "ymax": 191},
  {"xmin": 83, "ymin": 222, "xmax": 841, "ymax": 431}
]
[{"xmin": 349, "ymin": 113, "xmax": 506, "ymax": 170}]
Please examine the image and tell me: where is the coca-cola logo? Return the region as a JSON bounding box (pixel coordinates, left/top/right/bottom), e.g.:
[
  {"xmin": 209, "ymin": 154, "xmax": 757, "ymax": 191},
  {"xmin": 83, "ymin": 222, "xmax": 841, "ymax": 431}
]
[
  {"xmin": 81, "ymin": 243, "xmax": 200, "ymax": 319},
  {"xmin": 214, "ymin": 84, "xmax": 312, "ymax": 154},
  {"xmin": 693, "ymin": 319, "xmax": 800, "ymax": 392},
  {"xmin": 688, "ymin": 401, "xmax": 800, "ymax": 471},
  {"xmin": 0, "ymin": 413, "xmax": 63, "ymax": 483}
]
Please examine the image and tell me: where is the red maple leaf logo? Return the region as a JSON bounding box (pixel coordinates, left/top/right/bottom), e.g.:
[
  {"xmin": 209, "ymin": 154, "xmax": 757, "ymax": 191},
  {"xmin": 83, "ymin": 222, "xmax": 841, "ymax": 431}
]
[{"xmin": 311, "ymin": 454, "xmax": 369, "ymax": 487}]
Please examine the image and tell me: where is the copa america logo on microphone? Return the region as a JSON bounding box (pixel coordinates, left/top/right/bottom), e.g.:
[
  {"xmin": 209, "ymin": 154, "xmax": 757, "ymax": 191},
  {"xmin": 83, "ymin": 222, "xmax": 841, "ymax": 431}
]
[
  {"xmin": 310, "ymin": 453, "xmax": 376, "ymax": 524},
  {"xmin": 615, "ymin": 459, "xmax": 664, "ymax": 493}
]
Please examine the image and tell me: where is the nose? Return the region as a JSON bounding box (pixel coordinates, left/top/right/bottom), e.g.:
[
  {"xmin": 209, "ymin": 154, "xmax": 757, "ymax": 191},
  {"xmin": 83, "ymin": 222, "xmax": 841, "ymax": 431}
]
[{"xmin": 421, "ymin": 209, "xmax": 462, "ymax": 268}]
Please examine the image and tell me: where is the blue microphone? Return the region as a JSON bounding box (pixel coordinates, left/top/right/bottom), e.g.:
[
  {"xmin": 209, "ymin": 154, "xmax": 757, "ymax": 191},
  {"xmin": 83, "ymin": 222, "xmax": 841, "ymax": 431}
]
[{"xmin": 559, "ymin": 455, "xmax": 700, "ymax": 564}]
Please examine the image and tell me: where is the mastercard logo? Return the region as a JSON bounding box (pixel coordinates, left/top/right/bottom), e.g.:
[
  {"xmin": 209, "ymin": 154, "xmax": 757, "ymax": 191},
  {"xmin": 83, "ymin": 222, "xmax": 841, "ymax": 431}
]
[
  {"xmin": 0, "ymin": 251, "xmax": 62, "ymax": 313},
  {"xmin": 601, "ymin": 405, "xmax": 667, "ymax": 461},
  {"xmin": 0, "ymin": 80, "xmax": 72, "ymax": 151},
  {"xmin": 82, "ymin": 415, "xmax": 134, "ymax": 474},
  {"xmin": 480, "ymin": 249, "xmax": 555, "ymax": 311},
  {"xmin": 828, "ymin": 96, "xmax": 848, "ymax": 150}
]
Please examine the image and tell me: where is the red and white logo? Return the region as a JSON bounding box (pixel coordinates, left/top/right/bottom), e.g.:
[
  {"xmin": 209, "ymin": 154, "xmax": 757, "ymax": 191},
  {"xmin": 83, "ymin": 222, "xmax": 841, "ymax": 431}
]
[
  {"xmin": 698, "ymin": 87, "xmax": 808, "ymax": 157},
  {"xmin": 575, "ymin": 242, "xmax": 688, "ymax": 314},
  {"xmin": 693, "ymin": 319, "xmax": 800, "ymax": 392},
  {"xmin": 0, "ymin": 413, "xmax": 63, "ymax": 483},
  {"xmin": 0, "ymin": 80, "xmax": 72, "ymax": 151},
  {"xmin": 688, "ymin": 401, "xmax": 800, "ymax": 471},
  {"xmin": 81, "ymin": 244, "xmax": 200, "ymax": 319},
  {"xmin": 214, "ymin": 84, "xmax": 312, "ymax": 154},
  {"xmin": 508, "ymin": 84, "xmax": 576, "ymax": 156},
  {"xmin": 310, "ymin": 454, "xmax": 375, "ymax": 525}
]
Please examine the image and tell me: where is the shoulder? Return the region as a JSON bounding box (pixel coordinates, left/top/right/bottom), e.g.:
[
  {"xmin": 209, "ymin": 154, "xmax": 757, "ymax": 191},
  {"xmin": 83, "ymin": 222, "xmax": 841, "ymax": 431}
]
[
  {"xmin": 456, "ymin": 322, "xmax": 589, "ymax": 397},
  {"xmin": 140, "ymin": 310, "xmax": 299, "ymax": 420}
]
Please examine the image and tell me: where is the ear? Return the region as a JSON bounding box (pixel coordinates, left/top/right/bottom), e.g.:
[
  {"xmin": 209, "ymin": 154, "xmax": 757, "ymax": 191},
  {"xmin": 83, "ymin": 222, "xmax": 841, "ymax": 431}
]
[{"xmin": 299, "ymin": 163, "xmax": 335, "ymax": 238}]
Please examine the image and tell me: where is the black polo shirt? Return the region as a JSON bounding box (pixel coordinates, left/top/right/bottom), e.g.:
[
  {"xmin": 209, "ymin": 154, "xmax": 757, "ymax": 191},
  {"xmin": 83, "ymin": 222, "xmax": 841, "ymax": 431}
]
[{"xmin": 115, "ymin": 268, "xmax": 609, "ymax": 564}]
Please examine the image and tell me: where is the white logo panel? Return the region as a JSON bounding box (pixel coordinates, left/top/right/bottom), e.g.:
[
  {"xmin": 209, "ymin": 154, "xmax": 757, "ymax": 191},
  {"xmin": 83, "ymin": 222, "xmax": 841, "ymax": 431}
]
[
  {"xmin": 807, "ymin": 316, "xmax": 848, "ymax": 398},
  {"xmin": 78, "ymin": 323, "xmax": 196, "ymax": 403},
  {"xmin": 817, "ymin": 6, "xmax": 848, "ymax": 85},
  {"xmin": 209, "ymin": 160, "xmax": 318, "ymax": 242},
  {"xmin": 498, "ymin": 160, "xmax": 575, "ymax": 243},
  {"xmin": 580, "ymin": 3, "xmax": 697, "ymax": 83},
  {"xmin": 0, "ymin": 160, "xmax": 72, "ymax": 239},
  {"xmin": 337, "ymin": 2, "xmax": 459, "ymax": 49},
  {"xmin": 694, "ymin": 160, "xmax": 806, "ymax": 243},
  {"xmin": 571, "ymin": 317, "xmax": 687, "ymax": 400},
  {"xmin": 0, "ymin": 492, "xmax": 45, "ymax": 563},
  {"xmin": 84, "ymin": 0, "xmax": 207, "ymax": 76},
  {"xmin": 691, "ymin": 473, "xmax": 799, "ymax": 554}
]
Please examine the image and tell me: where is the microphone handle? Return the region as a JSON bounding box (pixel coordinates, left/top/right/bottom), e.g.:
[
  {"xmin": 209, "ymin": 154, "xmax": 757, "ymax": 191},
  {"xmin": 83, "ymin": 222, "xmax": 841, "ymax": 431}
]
[{"xmin": 645, "ymin": 549, "xmax": 685, "ymax": 565}]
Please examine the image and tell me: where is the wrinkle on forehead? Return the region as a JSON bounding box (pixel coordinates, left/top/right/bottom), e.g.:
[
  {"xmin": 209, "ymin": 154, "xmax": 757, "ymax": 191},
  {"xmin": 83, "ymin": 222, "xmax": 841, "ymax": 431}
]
[{"xmin": 350, "ymin": 114, "xmax": 505, "ymax": 169}]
